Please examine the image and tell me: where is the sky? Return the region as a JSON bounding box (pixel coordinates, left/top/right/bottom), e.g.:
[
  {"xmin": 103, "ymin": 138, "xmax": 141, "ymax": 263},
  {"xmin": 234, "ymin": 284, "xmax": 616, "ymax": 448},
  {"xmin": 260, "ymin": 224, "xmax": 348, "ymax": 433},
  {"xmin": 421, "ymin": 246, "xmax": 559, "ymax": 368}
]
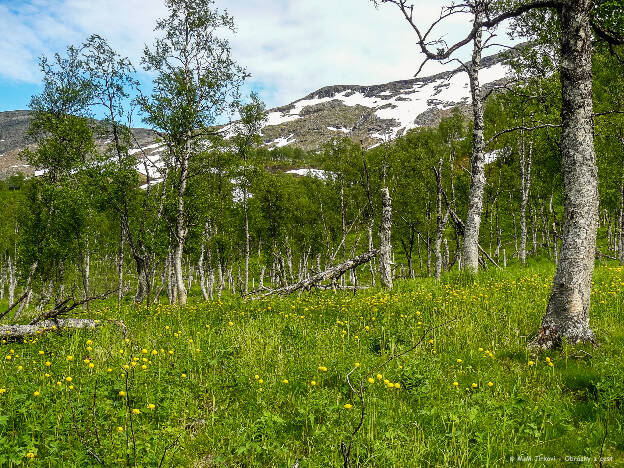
[{"xmin": 0, "ymin": 0, "xmax": 508, "ymax": 120}]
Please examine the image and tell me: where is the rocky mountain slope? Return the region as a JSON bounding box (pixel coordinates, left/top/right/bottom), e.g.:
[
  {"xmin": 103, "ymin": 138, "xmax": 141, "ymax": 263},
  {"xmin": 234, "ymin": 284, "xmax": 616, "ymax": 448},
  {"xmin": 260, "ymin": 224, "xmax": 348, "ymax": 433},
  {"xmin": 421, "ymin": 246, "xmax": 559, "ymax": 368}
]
[
  {"xmin": 256, "ymin": 52, "xmax": 509, "ymax": 150},
  {"xmin": 0, "ymin": 51, "xmax": 510, "ymax": 177}
]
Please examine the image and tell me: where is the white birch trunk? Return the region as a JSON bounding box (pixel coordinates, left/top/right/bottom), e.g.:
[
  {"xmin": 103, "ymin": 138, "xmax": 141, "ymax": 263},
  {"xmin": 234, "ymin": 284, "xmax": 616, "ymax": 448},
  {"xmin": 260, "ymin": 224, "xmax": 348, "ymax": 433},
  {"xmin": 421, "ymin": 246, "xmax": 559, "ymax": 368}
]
[
  {"xmin": 379, "ymin": 187, "xmax": 393, "ymax": 289},
  {"xmin": 533, "ymin": 0, "xmax": 598, "ymax": 349}
]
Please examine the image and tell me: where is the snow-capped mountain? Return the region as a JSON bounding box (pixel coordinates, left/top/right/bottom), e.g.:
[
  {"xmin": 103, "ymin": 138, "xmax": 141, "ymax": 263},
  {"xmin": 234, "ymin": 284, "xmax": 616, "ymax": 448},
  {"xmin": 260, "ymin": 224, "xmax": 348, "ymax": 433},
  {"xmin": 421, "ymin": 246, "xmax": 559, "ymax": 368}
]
[
  {"xmin": 257, "ymin": 52, "xmax": 509, "ymax": 150},
  {"xmin": 0, "ymin": 50, "xmax": 510, "ymax": 178}
]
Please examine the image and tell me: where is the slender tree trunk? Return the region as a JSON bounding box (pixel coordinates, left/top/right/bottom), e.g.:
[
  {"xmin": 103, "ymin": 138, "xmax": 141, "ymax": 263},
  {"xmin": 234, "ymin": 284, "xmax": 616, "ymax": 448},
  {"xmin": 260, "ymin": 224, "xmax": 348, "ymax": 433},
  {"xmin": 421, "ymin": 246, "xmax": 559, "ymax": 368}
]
[
  {"xmin": 379, "ymin": 187, "xmax": 393, "ymax": 289},
  {"xmin": 434, "ymin": 160, "xmax": 449, "ymax": 280},
  {"xmin": 462, "ymin": 18, "xmax": 486, "ymax": 273},
  {"xmin": 532, "ymin": 0, "xmax": 598, "ymax": 349},
  {"xmin": 7, "ymin": 256, "xmax": 15, "ymax": 306},
  {"xmin": 174, "ymin": 155, "xmax": 189, "ymax": 306},
  {"xmin": 244, "ymin": 192, "xmax": 250, "ymax": 296},
  {"xmin": 117, "ymin": 224, "xmax": 125, "ymax": 310}
]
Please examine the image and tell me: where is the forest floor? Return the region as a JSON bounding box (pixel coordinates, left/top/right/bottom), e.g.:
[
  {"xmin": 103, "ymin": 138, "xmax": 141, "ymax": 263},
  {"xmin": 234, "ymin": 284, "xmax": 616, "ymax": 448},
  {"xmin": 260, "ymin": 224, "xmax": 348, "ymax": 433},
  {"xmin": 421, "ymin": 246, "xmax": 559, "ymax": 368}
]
[{"xmin": 0, "ymin": 260, "xmax": 623, "ymax": 467}]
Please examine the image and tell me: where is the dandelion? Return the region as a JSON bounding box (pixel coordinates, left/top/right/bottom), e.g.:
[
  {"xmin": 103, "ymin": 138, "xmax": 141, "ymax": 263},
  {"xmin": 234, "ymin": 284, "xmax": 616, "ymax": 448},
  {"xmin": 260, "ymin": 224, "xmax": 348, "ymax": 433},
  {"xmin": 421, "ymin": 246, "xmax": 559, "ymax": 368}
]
[
  {"xmin": 66, "ymin": 355, "xmax": 73, "ymax": 361},
  {"xmin": 141, "ymin": 349, "xmax": 148, "ymax": 354},
  {"xmin": 0, "ymin": 388, "xmax": 6, "ymax": 394},
  {"xmin": 65, "ymin": 377, "xmax": 72, "ymax": 382},
  {"xmin": 453, "ymin": 381, "xmax": 459, "ymax": 387},
  {"xmin": 147, "ymin": 403, "xmax": 155, "ymax": 410},
  {"xmin": 117, "ymin": 426, "xmax": 124, "ymax": 432},
  {"xmin": 310, "ymin": 380, "xmax": 316, "ymax": 386},
  {"xmin": 38, "ymin": 350, "xmax": 44, "ymax": 355},
  {"xmin": 84, "ymin": 358, "xmax": 90, "ymax": 364},
  {"xmin": 545, "ymin": 357, "xmax": 551, "ymax": 363},
  {"xmin": 68, "ymin": 385, "xmax": 74, "ymax": 390},
  {"xmin": 228, "ymin": 321, "xmax": 234, "ymax": 326},
  {"xmin": 258, "ymin": 379, "xmax": 263, "ymax": 384},
  {"xmin": 428, "ymin": 339, "xmax": 434, "ymax": 344},
  {"xmin": 343, "ymin": 404, "xmax": 353, "ymax": 409},
  {"xmin": 33, "ymin": 390, "xmax": 40, "ymax": 397},
  {"xmin": 394, "ymin": 383, "xmax": 401, "ymax": 389},
  {"xmin": 26, "ymin": 453, "xmax": 35, "ymax": 459},
  {"xmin": 181, "ymin": 373, "xmax": 187, "ymax": 378},
  {"xmin": 548, "ymin": 362, "xmax": 554, "ymax": 367},
  {"xmin": 488, "ymin": 382, "xmax": 494, "ymax": 387},
  {"xmin": 528, "ymin": 360, "xmax": 535, "ymax": 366},
  {"xmin": 283, "ymin": 379, "xmax": 289, "ymax": 384},
  {"xmin": 132, "ymin": 409, "xmax": 141, "ymax": 415},
  {"xmin": 472, "ymin": 383, "xmax": 478, "ymax": 388},
  {"xmin": 17, "ymin": 365, "xmax": 23, "ymax": 371},
  {"xmin": 478, "ymin": 347, "xmax": 483, "ymax": 352},
  {"xmin": 45, "ymin": 373, "xmax": 50, "ymax": 378},
  {"xmin": 45, "ymin": 361, "xmax": 51, "ymax": 367},
  {"xmin": 368, "ymin": 377, "xmax": 375, "ymax": 384},
  {"xmin": 86, "ymin": 340, "xmax": 93, "ymax": 346},
  {"xmin": 355, "ymin": 362, "xmax": 360, "ymax": 368},
  {"xmin": 107, "ymin": 368, "xmax": 112, "ymax": 373},
  {"xmin": 318, "ymin": 366, "xmax": 328, "ymax": 372},
  {"xmin": 119, "ymin": 391, "xmax": 126, "ymax": 397},
  {"xmin": 456, "ymin": 359, "xmax": 463, "ymax": 364},
  {"xmin": 376, "ymin": 374, "xmax": 383, "ymax": 380}
]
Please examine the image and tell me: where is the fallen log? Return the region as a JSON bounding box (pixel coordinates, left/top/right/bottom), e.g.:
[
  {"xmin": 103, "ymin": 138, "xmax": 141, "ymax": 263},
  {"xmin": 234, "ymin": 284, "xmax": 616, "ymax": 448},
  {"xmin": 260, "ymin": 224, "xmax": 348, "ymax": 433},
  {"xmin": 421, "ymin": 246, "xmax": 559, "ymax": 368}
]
[
  {"xmin": 260, "ymin": 250, "xmax": 380, "ymax": 297},
  {"xmin": 0, "ymin": 318, "xmax": 100, "ymax": 340}
]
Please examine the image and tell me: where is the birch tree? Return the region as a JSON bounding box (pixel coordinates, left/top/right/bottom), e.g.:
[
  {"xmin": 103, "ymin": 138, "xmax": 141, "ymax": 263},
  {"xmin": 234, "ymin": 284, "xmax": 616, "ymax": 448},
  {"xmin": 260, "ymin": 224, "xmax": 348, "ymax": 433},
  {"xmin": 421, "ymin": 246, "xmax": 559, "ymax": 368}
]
[{"xmin": 141, "ymin": 0, "xmax": 247, "ymax": 305}]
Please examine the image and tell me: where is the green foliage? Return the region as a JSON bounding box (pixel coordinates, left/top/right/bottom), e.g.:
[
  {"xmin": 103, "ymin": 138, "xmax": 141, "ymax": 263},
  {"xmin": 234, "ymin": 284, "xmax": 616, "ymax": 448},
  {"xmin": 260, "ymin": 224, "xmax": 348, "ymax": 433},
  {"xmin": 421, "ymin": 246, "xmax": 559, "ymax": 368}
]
[{"xmin": 0, "ymin": 261, "xmax": 622, "ymax": 466}]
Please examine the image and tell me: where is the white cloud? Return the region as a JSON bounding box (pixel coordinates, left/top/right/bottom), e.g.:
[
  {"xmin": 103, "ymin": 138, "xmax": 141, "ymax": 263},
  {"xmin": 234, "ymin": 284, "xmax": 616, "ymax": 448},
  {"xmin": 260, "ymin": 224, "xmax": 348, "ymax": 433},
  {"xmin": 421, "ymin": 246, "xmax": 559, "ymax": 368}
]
[{"xmin": 0, "ymin": 0, "xmax": 509, "ymax": 111}]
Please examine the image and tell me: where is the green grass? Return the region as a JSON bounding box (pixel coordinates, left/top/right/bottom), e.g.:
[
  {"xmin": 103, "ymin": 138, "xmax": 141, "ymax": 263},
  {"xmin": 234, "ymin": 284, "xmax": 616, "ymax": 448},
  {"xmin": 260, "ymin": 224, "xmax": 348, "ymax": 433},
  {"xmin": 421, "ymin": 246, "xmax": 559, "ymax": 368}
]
[{"xmin": 1, "ymin": 261, "xmax": 623, "ymax": 467}]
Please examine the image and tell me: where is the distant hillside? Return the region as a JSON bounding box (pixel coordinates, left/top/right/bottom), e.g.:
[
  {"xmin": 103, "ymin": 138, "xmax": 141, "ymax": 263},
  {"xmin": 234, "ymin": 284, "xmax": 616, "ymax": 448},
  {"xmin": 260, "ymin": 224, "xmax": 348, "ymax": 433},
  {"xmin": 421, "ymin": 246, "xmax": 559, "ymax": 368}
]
[{"xmin": 0, "ymin": 49, "xmax": 511, "ymax": 178}]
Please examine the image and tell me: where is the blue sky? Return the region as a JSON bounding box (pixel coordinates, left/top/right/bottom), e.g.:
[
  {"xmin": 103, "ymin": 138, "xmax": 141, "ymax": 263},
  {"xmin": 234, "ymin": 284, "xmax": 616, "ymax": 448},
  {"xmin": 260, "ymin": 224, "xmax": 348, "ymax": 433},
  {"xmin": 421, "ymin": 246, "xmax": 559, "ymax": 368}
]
[{"xmin": 0, "ymin": 0, "xmax": 506, "ymax": 123}]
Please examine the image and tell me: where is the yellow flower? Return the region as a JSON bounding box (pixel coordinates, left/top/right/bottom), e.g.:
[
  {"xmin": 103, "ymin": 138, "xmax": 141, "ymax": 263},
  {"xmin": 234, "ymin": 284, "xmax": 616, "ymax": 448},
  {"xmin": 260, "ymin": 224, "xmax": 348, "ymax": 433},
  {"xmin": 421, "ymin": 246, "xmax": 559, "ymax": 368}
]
[
  {"xmin": 89, "ymin": 363, "xmax": 95, "ymax": 369},
  {"xmin": 107, "ymin": 368, "xmax": 112, "ymax": 373},
  {"xmin": 394, "ymin": 383, "xmax": 401, "ymax": 389},
  {"xmin": 472, "ymin": 383, "xmax": 478, "ymax": 388},
  {"xmin": 86, "ymin": 339, "xmax": 93, "ymax": 346},
  {"xmin": 86, "ymin": 346, "xmax": 92, "ymax": 352},
  {"xmin": 343, "ymin": 404, "xmax": 353, "ymax": 409},
  {"xmin": 141, "ymin": 348, "xmax": 148, "ymax": 354},
  {"xmin": 38, "ymin": 350, "xmax": 44, "ymax": 355},
  {"xmin": 310, "ymin": 380, "xmax": 316, "ymax": 386},
  {"xmin": 283, "ymin": 379, "xmax": 289, "ymax": 384},
  {"xmin": 387, "ymin": 382, "xmax": 394, "ymax": 388},
  {"xmin": 45, "ymin": 373, "xmax": 51, "ymax": 378},
  {"xmin": 376, "ymin": 374, "xmax": 383, "ymax": 380},
  {"xmin": 132, "ymin": 408, "xmax": 141, "ymax": 415},
  {"xmin": 181, "ymin": 373, "xmax": 187, "ymax": 378},
  {"xmin": 488, "ymin": 382, "xmax": 494, "ymax": 387},
  {"xmin": 545, "ymin": 357, "xmax": 551, "ymax": 363},
  {"xmin": 119, "ymin": 391, "xmax": 126, "ymax": 397},
  {"xmin": 318, "ymin": 366, "xmax": 328, "ymax": 372},
  {"xmin": 456, "ymin": 359, "xmax": 463, "ymax": 364},
  {"xmin": 258, "ymin": 379, "xmax": 263, "ymax": 384},
  {"xmin": 354, "ymin": 362, "xmax": 360, "ymax": 368},
  {"xmin": 68, "ymin": 385, "xmax": 74, "ymax": 390},
  {"xmin": 0, "ymin": 388, "xmax": 8, "ymax": 394},
  {"xmin": 428, "ymin": 339, "xmax": 434, "ymax": 344},
  {"xmin": 66, "ymin": 355, "xmax": 73, "ymax": 361},
  {"xmin": 478, "ymin": 347, "xmax": 483, "ymax": 352},
  {"xmin": 254, "ymin": 375, "xmax": 259, "ymax": 380},
  {"xmin": 151, "ymin": 350, "xmax": 158, "ymax": 355},
  {"xmin": 168, "ymin": 350, "xmax": 174, "ymax": 355},
  {"xmin": 117, "ymin": 426, "xmax": 124, "ymax": 432},
  {"xmin": 17, "ymin": 365, "xmax": 23, "ymax": 371},
  {"xmin": 548, "ymin": 362, "xmax": 554, "ymax": 367},
  {"xmin": 45, "ymin": 361, "xmax": 51, "ymax": 367},
  {"xmin": 141, "ymin": 365, "xmax": 147, "ymax": 370},
  {"xmin": 33, "ymin": 390, "xmax": 40, "ymax": 397},
  {"xmin": 123, "ymin": 364, "xmax": 130, "ymax": 370},
  {"xmin": 147, "ymin": 403, "xmax": 155, "ymax": 410},
  {"xmin": 528, "ymin": 360, "xmax": 535, "ymax": 366},
  {"xmin": 368, "ymin": 377, "xmax": 375, "ymax": 384},
  {"xmin": 228, "ymin": 321, "xmax": 234, "ymax": 326},
  {"xmin": 65, "ymin": 376, "xmax": 72, "ymax": 382},
  {"xmin": 26, "ymin": 452, "xmax": 35, "ymax": 459},
  {"xmin": 453, "ymin": 381, "xmax": 459, "ymax": 387}
]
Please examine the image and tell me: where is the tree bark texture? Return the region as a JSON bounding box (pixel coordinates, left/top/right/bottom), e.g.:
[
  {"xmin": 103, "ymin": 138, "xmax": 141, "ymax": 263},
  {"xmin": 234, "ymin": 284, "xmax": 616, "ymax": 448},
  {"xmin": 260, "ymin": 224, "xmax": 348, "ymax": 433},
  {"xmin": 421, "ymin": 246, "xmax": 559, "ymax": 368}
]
[
  {"xmin": 533, "ymin": 0, "xmax": 598, "ymax": 349},
  {"xmin": 462, "ymin": 19, "xmax": 486, "ymax": 273},
  {"xmin": 379, "ymin": 188, "xmax": 393, "ymax": 289}
]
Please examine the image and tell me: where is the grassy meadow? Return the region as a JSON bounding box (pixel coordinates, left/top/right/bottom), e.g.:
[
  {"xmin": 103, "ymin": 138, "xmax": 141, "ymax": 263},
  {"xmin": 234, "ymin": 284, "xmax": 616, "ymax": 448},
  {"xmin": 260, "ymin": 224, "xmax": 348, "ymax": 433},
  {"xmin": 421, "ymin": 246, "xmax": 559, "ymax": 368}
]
[{"xmin": 1, "ymin": 260, "xmax": 623, "ymax": 467}]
